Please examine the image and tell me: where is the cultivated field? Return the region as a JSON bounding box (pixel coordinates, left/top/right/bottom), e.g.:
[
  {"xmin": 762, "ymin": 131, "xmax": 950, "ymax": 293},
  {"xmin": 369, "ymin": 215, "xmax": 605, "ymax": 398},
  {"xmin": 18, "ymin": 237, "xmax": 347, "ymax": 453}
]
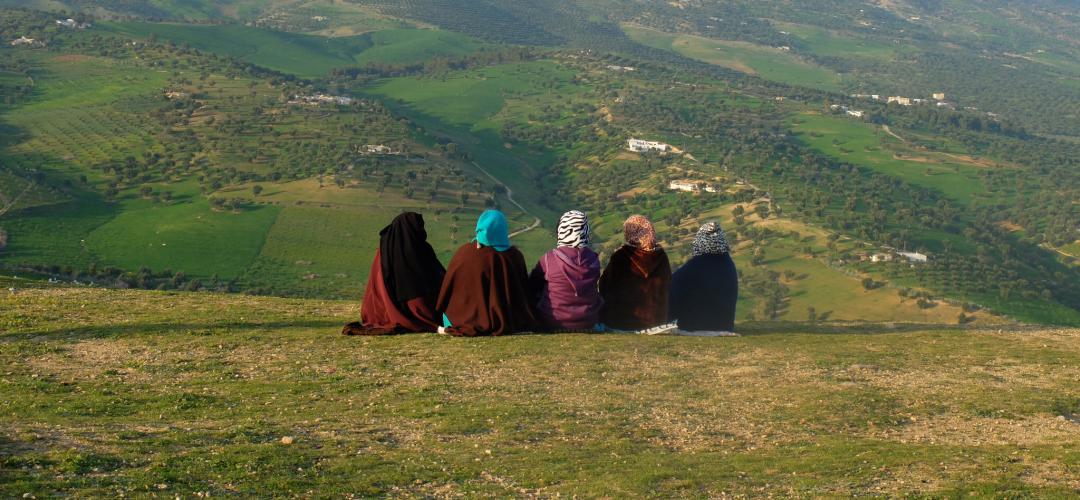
[
  {"xmin": 1, "ymin": 285, "xmax": 1078, "ymax": 496},
  {"xmin": 622, "ymin": 24, "xmax": 843, "ymax": 92}
]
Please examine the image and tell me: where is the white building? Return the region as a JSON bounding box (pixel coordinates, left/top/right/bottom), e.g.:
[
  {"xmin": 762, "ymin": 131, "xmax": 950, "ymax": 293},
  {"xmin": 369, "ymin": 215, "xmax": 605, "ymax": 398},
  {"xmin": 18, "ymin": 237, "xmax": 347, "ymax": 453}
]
[
  {"xmin": 668, "ymin": 180, "xmax": 698, "ymax": 192},
  {"xmin": 361, "ymin": 144, "xmax": 395, "ymax": 154},
  {"xmin": 846, "ymin": 109, "xmax": 864, "ymax": 118},
  {"xmin": 289, "ymin": 94, "xmax": 353, "ymax": 106},
  {"xmin": 56, "ymin": 18, "xmax": 91, "ymax": 29},
  {"xmin": 606, "ymin": 65, "xmax": 636, "ymax": 72},
  {"xmin": 627, "ymin": 138, "xmax": 670, "ymax": 153},
  {"xmin": 887, "ymin": 96, "xmax": 912, "ymax": 106},
  {"xmin": 870, "ymin": 253, "xmax": 893, "ymax": 263},
  {"xmin": 932, "ymin": 92, "xmax": 945, "ymax": 100},
  {"xmin": 898, "ymin": 251, "xmax": 928, "ymax": 263},
  {"xmin": 10, "ymin": 36, "xmax": 39, "ymax": 46}
]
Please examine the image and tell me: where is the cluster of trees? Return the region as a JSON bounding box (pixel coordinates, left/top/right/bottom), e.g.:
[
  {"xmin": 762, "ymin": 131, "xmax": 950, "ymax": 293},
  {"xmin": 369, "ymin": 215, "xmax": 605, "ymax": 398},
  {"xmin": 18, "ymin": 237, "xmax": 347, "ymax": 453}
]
[
  {"xmin": 329, "ymin": 47, "xmax": 540, "ymax": 81},
  {"xmin": 14, "ymin": 263, "xmax": 231, "ymax": 292}
]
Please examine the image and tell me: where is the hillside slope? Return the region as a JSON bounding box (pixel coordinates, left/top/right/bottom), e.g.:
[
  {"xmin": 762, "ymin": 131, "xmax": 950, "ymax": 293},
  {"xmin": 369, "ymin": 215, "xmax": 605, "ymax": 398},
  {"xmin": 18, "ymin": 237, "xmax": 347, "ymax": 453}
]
[{"xmin": 2, "ymin": 284, "xmax": 1079, "ymax": 496}]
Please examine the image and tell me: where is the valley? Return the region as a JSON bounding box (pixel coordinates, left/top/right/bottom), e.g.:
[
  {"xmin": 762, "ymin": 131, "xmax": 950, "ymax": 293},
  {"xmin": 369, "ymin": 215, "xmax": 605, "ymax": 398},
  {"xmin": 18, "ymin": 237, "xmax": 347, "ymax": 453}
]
[{"xmin": 0, "ymin": 1, "xmax": 1078, "ymax": 325}]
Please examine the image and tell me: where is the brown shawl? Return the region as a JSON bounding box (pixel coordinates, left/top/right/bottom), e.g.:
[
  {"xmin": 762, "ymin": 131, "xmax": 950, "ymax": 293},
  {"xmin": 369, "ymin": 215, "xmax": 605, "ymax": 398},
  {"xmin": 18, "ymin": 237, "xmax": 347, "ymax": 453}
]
[
  {"xmin": 436, "ymin": 243, "xmax": 537, "ymax": 336},
  {"xmin": 598, "ymin": 244, "xmax": 671, "ymax": 330}
]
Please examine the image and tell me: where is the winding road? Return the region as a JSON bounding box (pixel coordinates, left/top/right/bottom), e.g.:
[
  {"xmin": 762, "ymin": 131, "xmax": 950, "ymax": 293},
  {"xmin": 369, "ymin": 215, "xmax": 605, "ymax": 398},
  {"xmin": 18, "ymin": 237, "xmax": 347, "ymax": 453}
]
[{"xmin": 470, "ymin": 161, "xmax": 541, "ymax": 237}]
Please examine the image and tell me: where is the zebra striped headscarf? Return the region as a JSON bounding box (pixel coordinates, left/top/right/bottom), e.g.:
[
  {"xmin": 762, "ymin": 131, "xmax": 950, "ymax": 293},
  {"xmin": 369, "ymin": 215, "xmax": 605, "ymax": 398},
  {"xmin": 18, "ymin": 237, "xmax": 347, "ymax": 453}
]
[
  {"xmin": 557, "ymin": 210, "xmax": 590, "ymax": 248},
  {"xmin": 691, "ymin": 221, "xmax": 730, "ymax": 257}
]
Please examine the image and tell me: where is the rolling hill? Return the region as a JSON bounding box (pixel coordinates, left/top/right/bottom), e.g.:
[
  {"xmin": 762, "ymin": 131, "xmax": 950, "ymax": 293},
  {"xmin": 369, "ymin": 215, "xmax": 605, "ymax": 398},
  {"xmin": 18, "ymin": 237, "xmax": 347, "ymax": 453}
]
[{"xmin": 1, "ymin": 1, "xmax": 1078, "ymax": 325}]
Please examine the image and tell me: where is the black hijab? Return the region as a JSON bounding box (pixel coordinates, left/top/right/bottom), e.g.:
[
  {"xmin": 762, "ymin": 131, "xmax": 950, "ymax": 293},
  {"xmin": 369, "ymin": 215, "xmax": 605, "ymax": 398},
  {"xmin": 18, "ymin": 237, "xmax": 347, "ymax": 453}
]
[{"xmin": 379, "ymin": 212, "xmax": 446, "ymax": 304}]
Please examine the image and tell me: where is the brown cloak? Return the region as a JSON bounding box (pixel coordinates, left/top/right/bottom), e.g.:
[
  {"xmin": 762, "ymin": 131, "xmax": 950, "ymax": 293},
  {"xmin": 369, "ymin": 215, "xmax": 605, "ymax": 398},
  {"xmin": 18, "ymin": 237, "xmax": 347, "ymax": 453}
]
[
  {"xmin": 436, "ymin": 243, "xmax": 537, "ymax": 336},
  {"xmin": 598, "ymin": 245, "xmax": 671, "ymax": 330},
  {"xmin": 345, "ymin": 250, "xmax": 442, "ymax": 335}
]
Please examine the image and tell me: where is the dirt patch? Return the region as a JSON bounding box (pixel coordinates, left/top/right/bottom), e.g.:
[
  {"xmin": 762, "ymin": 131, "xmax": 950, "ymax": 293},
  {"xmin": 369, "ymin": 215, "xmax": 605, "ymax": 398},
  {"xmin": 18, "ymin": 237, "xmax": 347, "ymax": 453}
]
[
  {"xmin": 52, "ymin": 54, "xmax": 95, "ymax": 64},
  {"xmin": 872, "ymin": 414, "xmax": 1079, "ymax": 447},
  {"xmin": 998, "ymin": 221, "xmax": 1024, "ymax": 232}
]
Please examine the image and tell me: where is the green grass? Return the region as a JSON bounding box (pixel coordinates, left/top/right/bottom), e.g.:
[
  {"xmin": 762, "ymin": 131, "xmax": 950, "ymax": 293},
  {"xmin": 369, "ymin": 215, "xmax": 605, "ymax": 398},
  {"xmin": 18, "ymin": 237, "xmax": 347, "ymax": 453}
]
[
  {"xmin": 98, "ymin": 21, "xmax": 373, "ymax": 77},
  {"xmin": 96, "ymin": 22, "xmax": 482, "ymax": 77},
  {"xmin": 1, "ymin": 286, "xmax": 1078, "ymax": 496},
  {"xmin": 790, "ymin": 113, "xmax": 986, "ymax": 205},
  {"xmin": 775, "ymin": 22, "xmax": 901, "ymax": 60},
  {"xmin": 85, "ymin": 198, "xmax": 281, "ymax": 280},
  {"xmin": 623, "ymin": 24, "xmax": 842, "ymax": 92},
  {"xmin": 364, "ymin": 61, "xmax": 583, "ymax": 222},
  {"xmin": 355, "ymin": 29, "xmax": 482, "ymax": 65}
]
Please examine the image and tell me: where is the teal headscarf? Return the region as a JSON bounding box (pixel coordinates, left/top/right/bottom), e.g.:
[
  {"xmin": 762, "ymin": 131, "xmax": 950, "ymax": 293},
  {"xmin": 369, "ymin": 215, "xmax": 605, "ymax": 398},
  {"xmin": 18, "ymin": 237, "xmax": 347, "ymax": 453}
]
[{"xmin": 474, "ymin": 209, "xmax": 511, "ymax": 251}]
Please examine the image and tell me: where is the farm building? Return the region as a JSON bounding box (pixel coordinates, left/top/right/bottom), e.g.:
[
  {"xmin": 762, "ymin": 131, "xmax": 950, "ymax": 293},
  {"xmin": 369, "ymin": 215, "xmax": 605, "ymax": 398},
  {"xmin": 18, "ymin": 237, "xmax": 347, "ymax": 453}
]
[
  {"xmin": 898, "ymin": 251, "xmax": 929, "ymax": 263},
  {"xmin": 888, "ymin": 96, "xmax": 913, "ymax": 106},
  {"xmin": 628, "ymin": 139, "xmax": 671, "ymax": 153},
  {"xmin": 932, "ymin": 92, "xmax": 946, "ymax": 100},
  {"xmin": 846, "ymin": 110, "xmax": 864, "ymax": 118},
  {"xmin": 668, "ymin": 180, "xmax": 719, "ymax": 193},
  {"xmin": 289, "ymin": 94, "xmax": 353, "ymax": 106},
  {"xmin": 669, "ymin": 180, "xmax": 698, "ymax": 192},
  {"xmin": 869, "ymin": 253, "xmax": 893, "ymax": 263},
  {"xmin": 606, "ymin": 65, "xmax": 636, "ymax": 72},
  {"xmin": 56, "ymin": 18, "xmax": 91, "ymax": 29},
  {"xmin": 360, "ymin": 144, "xmax": 396, "ymax": 155},
  {"xmin": 10, "ymin": 36, "xmax": 43, "ymax": 47}
]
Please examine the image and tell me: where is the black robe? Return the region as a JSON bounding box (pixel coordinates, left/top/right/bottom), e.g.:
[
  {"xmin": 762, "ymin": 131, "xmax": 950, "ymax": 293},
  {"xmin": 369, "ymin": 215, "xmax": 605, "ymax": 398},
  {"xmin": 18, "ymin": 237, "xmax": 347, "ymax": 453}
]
[{"xmin": 669, "ymin": 253, "xmax": 738, "ymax": 332}]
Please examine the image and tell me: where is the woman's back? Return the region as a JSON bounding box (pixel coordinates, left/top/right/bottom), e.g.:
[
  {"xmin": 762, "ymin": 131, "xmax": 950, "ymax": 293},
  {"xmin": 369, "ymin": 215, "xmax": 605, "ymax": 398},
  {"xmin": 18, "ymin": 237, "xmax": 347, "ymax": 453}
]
[
  {"xmin": 531, "ymin": 246, "xmax": 602, "ymax": 330},
  {"xmin": 599, "ymin": 245, "xmax": 671, "ymax": 330},
  {"xmin": 669, "ymin": 252, "xmax": 738, "ymax": 332}
]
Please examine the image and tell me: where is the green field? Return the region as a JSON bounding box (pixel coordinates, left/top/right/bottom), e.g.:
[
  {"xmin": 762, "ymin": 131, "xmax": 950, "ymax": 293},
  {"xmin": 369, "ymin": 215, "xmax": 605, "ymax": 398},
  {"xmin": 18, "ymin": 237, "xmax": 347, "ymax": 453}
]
[
  {"xmin": 86, "ymin": 199, "xmax": 281, "ymax": 279},
  {"xmin": 365, "ymin": 60, "xmax": 585, "ymax": 222},
  {"xmin": 774, "ymin": 22, "xmax": 901, "ymax": 60},
  {"xmin": 2, "ymin": 286, "xmax": 1078, "ymax": 496},
  {"xmin": 623, "ymin": 24, "xmax": 842, "ymax": 92},
  {"xmin": 790, "ymin": 113, "xmax": 986, "ymax": 205},
  {"xmin": 98, "ymin": 22, "xmax": 372, "ymax": 77},
  {"xmin": 96, "ymin": 22, "xmax": 482, "ymax": 77},
  {"xmin": 354, "ymin": 29, "xmax": 482, "ymax": 65}
]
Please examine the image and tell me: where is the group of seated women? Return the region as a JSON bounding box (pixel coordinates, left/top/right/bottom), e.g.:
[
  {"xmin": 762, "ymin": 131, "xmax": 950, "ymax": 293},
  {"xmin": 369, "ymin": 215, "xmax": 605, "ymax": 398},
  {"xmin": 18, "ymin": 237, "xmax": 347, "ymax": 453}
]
[{"xmin": 342, "ymin": 209, "xmax": 738, "ymax": 337}]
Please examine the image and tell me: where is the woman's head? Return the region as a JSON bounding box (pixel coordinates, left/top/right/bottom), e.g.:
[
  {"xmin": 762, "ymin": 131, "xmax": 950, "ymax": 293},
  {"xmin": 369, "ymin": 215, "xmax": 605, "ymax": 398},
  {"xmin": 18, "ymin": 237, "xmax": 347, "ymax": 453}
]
[
  {"xmin": 691, "ymin": 221, "xmax": 729, "ymax": 257},
  {"xmin": 557, "ymin": 210, "xmax": 590, "ymax": 248},
  {"xmin": 383, "ymin": 211, "xmax": 427, "ymax": 242},
  {"xmin": 475, "ymin": 209, "xmax": 511, "ymax": 251},
  {"xmin": 623, "ymin": 215, "xmax": 657, "ymax": 251}
]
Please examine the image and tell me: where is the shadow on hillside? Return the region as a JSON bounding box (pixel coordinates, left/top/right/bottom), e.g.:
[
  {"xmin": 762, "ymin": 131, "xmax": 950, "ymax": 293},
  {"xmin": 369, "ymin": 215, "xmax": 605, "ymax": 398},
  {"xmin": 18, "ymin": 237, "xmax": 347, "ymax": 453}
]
[{"xmin": 0, "ymin": 319, "xmax": 345, "ymax": 344}]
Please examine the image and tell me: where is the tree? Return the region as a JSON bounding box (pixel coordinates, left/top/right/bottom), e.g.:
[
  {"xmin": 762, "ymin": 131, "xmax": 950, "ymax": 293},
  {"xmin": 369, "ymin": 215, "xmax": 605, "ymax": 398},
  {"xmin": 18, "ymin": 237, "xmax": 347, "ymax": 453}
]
[{"xmin": 252, "ymin": 184, "xmax": 263, "ymax": 196}]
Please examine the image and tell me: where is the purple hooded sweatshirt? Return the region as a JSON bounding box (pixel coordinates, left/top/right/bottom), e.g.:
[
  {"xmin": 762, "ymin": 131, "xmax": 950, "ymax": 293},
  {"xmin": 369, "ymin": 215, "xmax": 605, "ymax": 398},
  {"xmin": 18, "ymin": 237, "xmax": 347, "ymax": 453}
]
[{"xmin": 528, "ymin": 246, "xmax": 603, "ymax": 331}]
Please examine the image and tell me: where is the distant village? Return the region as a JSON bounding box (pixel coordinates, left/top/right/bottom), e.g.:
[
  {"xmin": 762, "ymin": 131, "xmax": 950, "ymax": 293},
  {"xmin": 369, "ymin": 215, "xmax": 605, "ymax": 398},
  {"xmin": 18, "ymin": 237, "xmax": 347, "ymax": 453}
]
[
  {"xmin": 9, "ymin": 18, "xmax": 91, "ymax": 47},
  {"xmin": 849, "ymin": 92, "xmax": 951, "ymax": 109},
  {"xmin": 287, "ymin": 94, "xmax": 354, "ymax": 106}
]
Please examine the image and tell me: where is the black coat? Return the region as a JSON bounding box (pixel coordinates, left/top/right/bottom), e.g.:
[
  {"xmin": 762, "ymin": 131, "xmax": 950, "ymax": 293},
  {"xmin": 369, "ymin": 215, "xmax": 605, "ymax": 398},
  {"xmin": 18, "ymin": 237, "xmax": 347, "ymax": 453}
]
[{"xmin": 669, "ymin": 253, "xmax": 738, "ymax": 332}]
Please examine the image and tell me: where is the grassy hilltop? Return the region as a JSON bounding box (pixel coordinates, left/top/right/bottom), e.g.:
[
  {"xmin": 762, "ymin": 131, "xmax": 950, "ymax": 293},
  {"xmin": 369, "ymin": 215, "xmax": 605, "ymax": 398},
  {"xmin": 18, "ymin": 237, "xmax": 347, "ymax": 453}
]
[{"xmin": 1, "ymin": 282, "xmax": 1078, "ymax": 496}]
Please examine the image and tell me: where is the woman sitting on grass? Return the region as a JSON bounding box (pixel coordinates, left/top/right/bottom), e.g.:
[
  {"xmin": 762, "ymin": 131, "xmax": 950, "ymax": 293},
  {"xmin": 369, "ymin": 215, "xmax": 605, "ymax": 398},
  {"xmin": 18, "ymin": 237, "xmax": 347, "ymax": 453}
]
[
  {"xmin": 598, "ymin": 215, "xmax": 672, "ymax": 332},
  {"xmin": 528, "ymin": 210, "xmax": 603, "ymax": 331},
  {"xmin": 436, "ymin": 209, "xmax": 536, "ymax": 336},
  {"xmin": 669, "ymin": 222, "xmax": 739, "ymax": 333},
  {"xmin": 344, "ymin": 212, "xmax": 445, "ymax": 335}
]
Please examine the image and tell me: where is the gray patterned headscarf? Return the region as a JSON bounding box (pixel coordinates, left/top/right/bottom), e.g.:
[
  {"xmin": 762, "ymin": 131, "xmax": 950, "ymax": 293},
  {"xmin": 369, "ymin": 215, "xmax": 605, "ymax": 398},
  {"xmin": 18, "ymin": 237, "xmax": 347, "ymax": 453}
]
[
  {"xmin": 691, "ymin": 222, "xmax": 729, "ymax": 257},
  {"xmin": 557, "ymin": 210, "xmax": 590, "ymax": 248}
]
